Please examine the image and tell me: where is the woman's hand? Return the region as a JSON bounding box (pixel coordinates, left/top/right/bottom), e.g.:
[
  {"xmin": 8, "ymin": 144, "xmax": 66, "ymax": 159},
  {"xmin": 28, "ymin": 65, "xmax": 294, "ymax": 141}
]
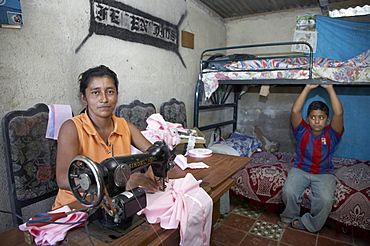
[{"xmin": 125, "ymin": 166, "xmax": 163, "ymax": 193}]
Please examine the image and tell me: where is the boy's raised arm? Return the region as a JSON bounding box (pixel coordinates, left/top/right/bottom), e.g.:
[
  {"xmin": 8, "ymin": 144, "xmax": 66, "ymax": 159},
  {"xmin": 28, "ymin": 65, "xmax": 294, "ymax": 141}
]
[
  {"xmin": 291, "ymin": 84, "xmax": 319, "ymax": 128},
  {"xmin": 321, "ymin": 84, "xmax": 344, "ymax": 133}
]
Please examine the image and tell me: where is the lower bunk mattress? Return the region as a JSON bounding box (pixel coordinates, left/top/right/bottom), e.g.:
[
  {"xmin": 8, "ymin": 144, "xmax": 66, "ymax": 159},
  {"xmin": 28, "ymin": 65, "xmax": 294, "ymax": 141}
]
[{"xmin": 231, "ymin": 151, "xmax": 370, "ymax": 235}]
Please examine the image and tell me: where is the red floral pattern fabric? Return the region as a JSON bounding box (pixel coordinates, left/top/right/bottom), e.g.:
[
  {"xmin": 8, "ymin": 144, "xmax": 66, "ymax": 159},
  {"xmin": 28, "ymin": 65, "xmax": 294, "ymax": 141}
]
[{"xmin": 231, "ymin": 151, "xmax": 370, "ymax": 232}]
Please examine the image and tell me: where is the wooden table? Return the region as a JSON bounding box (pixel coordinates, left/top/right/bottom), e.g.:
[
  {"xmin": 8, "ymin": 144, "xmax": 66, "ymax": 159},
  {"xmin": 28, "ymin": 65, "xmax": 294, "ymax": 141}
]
[{"xmin": 0, "ymin": 153, "xmax": 251, "ymax": 246}]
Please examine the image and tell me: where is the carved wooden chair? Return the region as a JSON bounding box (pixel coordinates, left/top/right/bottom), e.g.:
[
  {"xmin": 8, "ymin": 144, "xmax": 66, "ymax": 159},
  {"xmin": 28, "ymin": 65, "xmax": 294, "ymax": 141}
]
[
  {"xmin": 160, "ymin": 98, "xmax": 187, "ymax": 128},
  {"xmin": 2, "ymin": 103, "xmax": 59, "ymax": 226},
  {"xmin": 114, "ymin": 100, "xmax": 156, "ymax": 131}
]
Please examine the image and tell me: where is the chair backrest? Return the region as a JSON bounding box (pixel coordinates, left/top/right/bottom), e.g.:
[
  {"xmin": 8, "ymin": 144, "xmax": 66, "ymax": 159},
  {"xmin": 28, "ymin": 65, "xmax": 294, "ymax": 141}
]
[
  {"xmin": 114, "ymin": 100, "xmax": 156, "ymax": 131},
  {"xmin": 160, "ymin": 98, "xmax": 187, "ymax": 128},
  {"xmin": 2, "ymin": 103, "xmax": 59, "ymax": 226}
]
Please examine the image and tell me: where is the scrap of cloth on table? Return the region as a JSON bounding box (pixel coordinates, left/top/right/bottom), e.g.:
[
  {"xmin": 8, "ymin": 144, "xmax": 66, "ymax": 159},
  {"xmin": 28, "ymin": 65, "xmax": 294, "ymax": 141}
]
[
  {"xmin": 19, "ymin": 205, "xmax": 87, "ymax": 246},
  {"xmin": 174, "ymin": 154, "xmax": 210, "ymax": 170}
]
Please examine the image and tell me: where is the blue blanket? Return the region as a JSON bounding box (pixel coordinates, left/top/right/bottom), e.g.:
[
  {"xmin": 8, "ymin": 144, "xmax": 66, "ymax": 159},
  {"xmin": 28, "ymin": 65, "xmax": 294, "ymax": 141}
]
[{"xmin": 315, "ymin": 15, "xmax": 370, "ymax": 61}]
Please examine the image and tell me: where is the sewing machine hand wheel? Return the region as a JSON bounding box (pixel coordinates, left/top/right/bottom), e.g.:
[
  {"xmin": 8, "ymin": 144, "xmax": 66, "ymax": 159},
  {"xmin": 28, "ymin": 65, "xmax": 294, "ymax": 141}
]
[{"xmin": 68, "ymin": 155, "xmax": 104, "ymax": 207}]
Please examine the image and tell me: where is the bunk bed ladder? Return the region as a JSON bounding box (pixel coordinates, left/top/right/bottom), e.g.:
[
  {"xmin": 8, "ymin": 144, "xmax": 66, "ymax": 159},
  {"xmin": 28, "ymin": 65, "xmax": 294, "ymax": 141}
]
[{"xmin": 193, "ymin": 79, "xmax": 239, "ymax": 132}]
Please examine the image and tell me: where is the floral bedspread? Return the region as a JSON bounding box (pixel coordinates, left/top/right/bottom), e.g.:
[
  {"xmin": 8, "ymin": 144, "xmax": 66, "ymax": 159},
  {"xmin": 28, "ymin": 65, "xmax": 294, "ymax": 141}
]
[
  {"xmin": 202, "ymin": 49, "xmax": 370, "ymax": 99},
  {"xmin": 231, "ymin": 151, "xmax": 370, "ymax": 232}
]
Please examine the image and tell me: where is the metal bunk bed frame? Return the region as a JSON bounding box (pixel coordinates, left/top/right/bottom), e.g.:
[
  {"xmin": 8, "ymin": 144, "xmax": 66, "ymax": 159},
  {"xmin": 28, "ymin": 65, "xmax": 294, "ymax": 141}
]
[{"xmin": 193, "ymin": 42, "xmax": 368, "ymax": 132}]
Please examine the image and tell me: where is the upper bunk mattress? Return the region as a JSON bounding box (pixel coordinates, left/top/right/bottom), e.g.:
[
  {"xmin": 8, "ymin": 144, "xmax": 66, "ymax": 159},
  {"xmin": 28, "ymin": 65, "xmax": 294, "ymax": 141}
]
[{"xmin": 202, "ymin": 49, "xmax": 370, "ymax": 99}]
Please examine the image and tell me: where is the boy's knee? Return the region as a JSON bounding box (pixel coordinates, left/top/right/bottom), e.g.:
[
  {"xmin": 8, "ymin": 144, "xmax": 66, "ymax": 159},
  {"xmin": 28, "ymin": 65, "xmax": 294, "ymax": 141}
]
[
  {"xmin": 320, "ymin": 194, "xmax": 335, "ymax": 206},
  {"xmin": 311, "ymin": 192, "xmax": 335, "ymax": 210},
  {"xmin": 282, "ymin": 184, "xmax": 292, "ymax": 195},
  {"xmin": 316, "ymin": 185, "xmax": 335, "ymax": 204},
  {"xmin": 282, "ymin": 185, "xmax": 300, "ymax": 201}
]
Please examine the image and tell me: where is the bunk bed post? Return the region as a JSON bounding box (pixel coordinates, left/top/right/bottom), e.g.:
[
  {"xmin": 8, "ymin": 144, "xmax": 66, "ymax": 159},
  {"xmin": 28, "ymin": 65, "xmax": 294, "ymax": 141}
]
[
  {"xmin": 233, "ymin": 85, "xmax": 239, "ymax": 132},
  {"xmin": 193, "ymin": 79, "xmax": 202, "ymax": 128},
  {"xmin": 194, "ymin": 50, "xmax": 208, "ymax": 128}
]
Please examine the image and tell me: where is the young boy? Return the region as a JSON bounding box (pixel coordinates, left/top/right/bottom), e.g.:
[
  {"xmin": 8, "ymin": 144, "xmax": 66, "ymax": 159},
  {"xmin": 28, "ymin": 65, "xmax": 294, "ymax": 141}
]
[{"xmin": 278, "ymin": 84, "xmax": 344, "ymax": 232}]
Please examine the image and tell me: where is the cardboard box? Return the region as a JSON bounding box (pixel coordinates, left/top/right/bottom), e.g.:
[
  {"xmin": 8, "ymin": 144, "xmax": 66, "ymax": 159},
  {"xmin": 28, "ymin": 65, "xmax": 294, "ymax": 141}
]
[
  {"xmin": 176, "ymin": 127, "xmax": 206, "ymax": 151},
  {"xmin": 179, "ymin": 127, "xmax": 206, "ymax": 144}
]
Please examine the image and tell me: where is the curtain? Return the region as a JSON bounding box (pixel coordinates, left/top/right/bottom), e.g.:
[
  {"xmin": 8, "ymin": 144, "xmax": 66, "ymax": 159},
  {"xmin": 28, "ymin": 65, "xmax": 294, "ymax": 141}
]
[{"xmin": 315, "ymin": 15, "xmax": 370, "ymax": 61}]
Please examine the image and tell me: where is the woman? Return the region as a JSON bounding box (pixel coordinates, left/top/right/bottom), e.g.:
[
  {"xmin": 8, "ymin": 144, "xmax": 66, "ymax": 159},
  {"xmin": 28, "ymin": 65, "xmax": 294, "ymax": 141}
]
[{"xmin": 53, "ymin": 65, "xmax": 161, "ymax": 209}]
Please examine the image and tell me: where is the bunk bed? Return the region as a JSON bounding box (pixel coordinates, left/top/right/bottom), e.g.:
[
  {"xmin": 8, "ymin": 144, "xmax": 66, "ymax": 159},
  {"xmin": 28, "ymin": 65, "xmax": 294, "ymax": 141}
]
[
  {"xmin": 194, "ymin": 42, "xmax": 370, "ymax": 132},
  {"xmin": 193, "ymin": 42, "xmax": 370, "ymax": 237}
]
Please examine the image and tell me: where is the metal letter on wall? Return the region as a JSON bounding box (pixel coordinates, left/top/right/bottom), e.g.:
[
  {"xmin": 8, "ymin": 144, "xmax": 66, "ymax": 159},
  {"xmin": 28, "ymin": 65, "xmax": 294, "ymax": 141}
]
[{"xmin": 76, "ymin": 0, "xmax": 186, "ymax": 67}]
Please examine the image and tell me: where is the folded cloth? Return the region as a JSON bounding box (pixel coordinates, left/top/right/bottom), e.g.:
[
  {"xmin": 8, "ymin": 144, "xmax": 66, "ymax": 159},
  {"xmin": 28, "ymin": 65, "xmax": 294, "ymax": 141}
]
[
  {"xmin": 19, "ymin": 205, "xmax": 88, "ymax": 246},
  {"xmin": 45, "ymin": 104, "xmax": 73, "ymax": 140},
  {"xmin": 175, "ymin": 154, "xmax": 209, "ymax": 170},
  {"xmin": 141, "ymin": 113, "xmax": 184, "ymax": 150},
  {"xmin": 146, "ymin": 113, "xmax": 186, "ymax": 131},
  {"xmin": 143, "ymin": 173, "xmax": 213, "ymax": 246}
]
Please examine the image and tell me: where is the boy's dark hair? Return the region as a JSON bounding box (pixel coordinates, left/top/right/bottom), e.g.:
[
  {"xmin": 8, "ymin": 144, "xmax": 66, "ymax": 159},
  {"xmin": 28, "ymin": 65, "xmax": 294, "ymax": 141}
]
[
  {"xmin": 307, "ymin": 101, "xmax": 329, "ymax": 116},
  {"xmin": 78, "ymin": 65, "xmax": 119, "ymax": 96}
]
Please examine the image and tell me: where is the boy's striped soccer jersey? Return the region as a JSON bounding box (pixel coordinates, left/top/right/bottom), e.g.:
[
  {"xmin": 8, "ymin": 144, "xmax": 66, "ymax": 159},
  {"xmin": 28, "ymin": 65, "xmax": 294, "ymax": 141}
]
[{"xmin": 293, "ymin": 119, "xmax": 343, "ymax": 174}]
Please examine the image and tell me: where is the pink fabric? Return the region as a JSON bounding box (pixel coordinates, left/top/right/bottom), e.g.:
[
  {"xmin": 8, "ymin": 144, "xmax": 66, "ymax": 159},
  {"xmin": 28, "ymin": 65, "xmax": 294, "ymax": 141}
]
[
  {"xmin": 143, "ymin": 173, "xmax": 213, "ymax": 246},
  {"xmin": 146, "ymin": 113, "xmax": 185, "ymax": 131},
  {"xmin": 19, "ymin": 206, "xmax": 88, "ymax": 246},
  {"xmin": 175, "ymin": 154, "xmax": 210, "ymax": 170},
  {"xmin": 141, "ymin": 113, "xmax": 184, "ymax": 150}
]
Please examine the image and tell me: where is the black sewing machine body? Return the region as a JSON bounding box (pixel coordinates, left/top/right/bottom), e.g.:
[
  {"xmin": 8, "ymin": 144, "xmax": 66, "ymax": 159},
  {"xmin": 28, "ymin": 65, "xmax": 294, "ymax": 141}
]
[{"xmin": 67, "ymin": 140, "xmax": 175, "ymax": 240}]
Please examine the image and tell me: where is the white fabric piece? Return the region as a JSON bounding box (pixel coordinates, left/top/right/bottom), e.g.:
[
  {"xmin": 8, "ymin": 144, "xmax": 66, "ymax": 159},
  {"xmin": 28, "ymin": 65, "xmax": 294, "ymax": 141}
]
[
  {"xmin": 45, "ymin": 104, "xmax": 73, "ymax": 140},
  {"xmin": 208, "ymin": 144, "xmax": 240, "ymax": 156}
]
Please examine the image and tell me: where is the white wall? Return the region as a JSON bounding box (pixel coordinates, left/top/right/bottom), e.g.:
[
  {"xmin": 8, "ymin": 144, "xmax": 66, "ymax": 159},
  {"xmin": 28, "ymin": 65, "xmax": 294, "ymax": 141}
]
[
  {"xmin": 226, "ymin": 7, "xmax": 322, "ymax": 51},
  {"xmin": 0, "ymin": 0, "xmax": 226, "ymax": 233}
]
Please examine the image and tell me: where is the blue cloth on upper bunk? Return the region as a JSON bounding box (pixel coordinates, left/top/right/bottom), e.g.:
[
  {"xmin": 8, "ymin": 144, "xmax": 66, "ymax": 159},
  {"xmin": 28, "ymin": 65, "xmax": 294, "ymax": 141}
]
[{"xmin": 315, "ymin": 15, "xmax": 370, "ymax": 61}]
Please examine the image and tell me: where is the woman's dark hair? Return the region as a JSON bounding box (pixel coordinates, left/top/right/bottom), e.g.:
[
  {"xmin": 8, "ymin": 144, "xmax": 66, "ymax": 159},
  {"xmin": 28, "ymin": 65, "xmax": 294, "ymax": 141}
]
[
  {"xmin": 78, "ymin": 65, "xmax": 119, "ymax": 96},
  {"xmin": 307, "ymin": 101, "xmax": 329, "ymax": 116}
]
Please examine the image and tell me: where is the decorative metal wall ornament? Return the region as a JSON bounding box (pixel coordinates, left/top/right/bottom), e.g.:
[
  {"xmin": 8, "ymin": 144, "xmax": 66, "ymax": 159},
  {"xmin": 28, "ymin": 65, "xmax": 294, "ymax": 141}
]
[{"xmin": 76, "ymin": 0, "xmax": 186, "ymax": 67}]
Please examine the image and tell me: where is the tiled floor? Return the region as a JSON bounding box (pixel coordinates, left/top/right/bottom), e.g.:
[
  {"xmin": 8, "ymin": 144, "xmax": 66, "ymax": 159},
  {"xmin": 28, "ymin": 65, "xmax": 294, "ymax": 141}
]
[{"xmin": 211, "ymin": 195, "xmax": 370, "ymax": 246}]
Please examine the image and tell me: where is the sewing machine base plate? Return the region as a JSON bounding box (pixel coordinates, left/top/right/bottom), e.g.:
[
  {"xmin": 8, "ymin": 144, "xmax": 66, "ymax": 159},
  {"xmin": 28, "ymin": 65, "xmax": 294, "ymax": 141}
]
[{"xmin": 87, "ymin": 214, "xmax": 146, "ymax": 243}]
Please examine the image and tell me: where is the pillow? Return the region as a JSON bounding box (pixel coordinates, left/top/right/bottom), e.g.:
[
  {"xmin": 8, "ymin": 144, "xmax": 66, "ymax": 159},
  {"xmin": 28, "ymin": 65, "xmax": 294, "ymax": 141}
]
[
  {"xmin": 208, "ymin": 144, "xmax": 240, "ymax": 156},
  {"xmin": 210, "ymin": 132, "xmax": 262, "ymax": 157}
]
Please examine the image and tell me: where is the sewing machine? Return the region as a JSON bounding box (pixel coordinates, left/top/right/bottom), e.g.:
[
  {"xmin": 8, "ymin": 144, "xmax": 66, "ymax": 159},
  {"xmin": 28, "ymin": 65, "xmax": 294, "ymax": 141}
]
[{"xmin": 67, "ymin": 140, "xmax": 175, "ymax": 237}]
